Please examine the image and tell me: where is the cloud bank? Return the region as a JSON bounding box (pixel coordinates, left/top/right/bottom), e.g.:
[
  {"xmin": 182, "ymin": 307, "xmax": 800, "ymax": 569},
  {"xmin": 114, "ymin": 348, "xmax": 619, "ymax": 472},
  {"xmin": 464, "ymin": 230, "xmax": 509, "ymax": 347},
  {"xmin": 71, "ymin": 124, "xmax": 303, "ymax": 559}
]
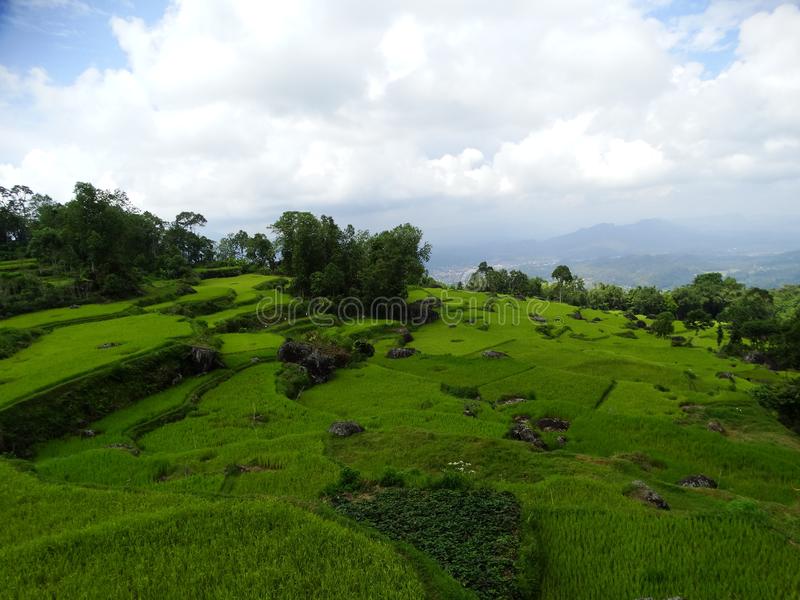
[{"xmin": 1, "ymin": 0, "xmax": 799, "ymax": 241}]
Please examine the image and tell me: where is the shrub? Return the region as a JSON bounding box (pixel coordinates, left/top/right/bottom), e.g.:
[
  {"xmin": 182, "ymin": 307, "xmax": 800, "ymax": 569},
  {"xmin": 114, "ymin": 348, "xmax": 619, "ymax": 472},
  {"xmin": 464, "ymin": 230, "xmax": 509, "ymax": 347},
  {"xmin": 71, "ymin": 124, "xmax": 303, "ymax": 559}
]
[
  {"xmin": 752, "ymin": 378, "xmax": 800, "ymax": 434},
  {"xmin": 323, "ymin": 466, "xmax": 366, "ymax": 497},
  {"xmin": 275, "ymin": 363, "xmax": 311, "ymax": 399},
  {"xmin": 378, "ymin": 467, "xmax": 406, "ymax": 488},
  {"xmin": 0, "ymin": 327, "xmax": 41, "ymax": 359}
]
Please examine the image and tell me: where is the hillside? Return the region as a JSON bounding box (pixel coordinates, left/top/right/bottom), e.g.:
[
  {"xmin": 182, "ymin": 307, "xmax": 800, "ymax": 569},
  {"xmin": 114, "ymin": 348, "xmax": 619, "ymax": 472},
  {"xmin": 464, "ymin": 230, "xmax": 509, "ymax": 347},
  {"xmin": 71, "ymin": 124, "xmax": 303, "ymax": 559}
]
[
  {"xmin": 1, "ymin": 273, "xmax": 798, "ymax": 599},
  {"xmin": 429, "ymin": 219, "xmax": 800, "ymax": 288}
]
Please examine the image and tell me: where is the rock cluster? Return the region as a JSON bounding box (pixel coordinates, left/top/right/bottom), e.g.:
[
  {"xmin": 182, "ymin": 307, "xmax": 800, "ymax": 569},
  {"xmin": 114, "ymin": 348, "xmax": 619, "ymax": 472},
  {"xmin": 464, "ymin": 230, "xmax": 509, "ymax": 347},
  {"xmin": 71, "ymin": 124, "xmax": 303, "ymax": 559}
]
[
  {"xmin": 627, "ymin": 480, "xmax": 670, "ymax": 510},
  {"xmin": 536, "ymin": 417, "xmax": 570, "ymax": 432},
  {"xmin": 507, "ymin": 417, "xmax": 547, "ymax": 450},
  {"xmin": 678, "ymin": 474, "xmax": 718, "ymax": 488},
  {"xmin": 482, "ymin": 350, "xmax": 509, "ymax": 359},
  {"xmin": 277, "ymin": 340, "xmax": 348, "ymax": 383},
  {"xmin": 386, "ymin": 347, "xmax": 417, "ymax": 359},
  {"xmin": 328, "ymin": 421, "xmax": 365, "ymax": 437}
]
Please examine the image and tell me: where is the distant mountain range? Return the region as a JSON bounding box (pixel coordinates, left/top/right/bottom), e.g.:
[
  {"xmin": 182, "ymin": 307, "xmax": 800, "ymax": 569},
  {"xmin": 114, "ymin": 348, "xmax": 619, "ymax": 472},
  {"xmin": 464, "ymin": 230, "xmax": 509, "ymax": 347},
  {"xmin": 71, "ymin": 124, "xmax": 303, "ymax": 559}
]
[{"xmin": 429, "ymin": 218, "xmax": 800, "ymax": 289}]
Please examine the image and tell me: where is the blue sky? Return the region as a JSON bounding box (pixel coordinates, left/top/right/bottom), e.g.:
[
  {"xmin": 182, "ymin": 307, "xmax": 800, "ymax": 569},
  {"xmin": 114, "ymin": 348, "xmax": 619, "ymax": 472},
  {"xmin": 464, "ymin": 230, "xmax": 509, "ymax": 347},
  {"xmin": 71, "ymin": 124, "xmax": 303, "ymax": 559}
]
[{"xmin": 0, "ymin": 0, "xmax": 166, "ymax": 83}]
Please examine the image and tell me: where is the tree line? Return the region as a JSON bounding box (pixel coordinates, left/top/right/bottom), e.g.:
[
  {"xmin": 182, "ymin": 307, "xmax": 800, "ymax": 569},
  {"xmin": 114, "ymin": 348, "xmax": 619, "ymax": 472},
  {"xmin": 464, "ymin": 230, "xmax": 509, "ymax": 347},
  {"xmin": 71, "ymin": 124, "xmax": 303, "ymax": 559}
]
[{"xmin": 0, "ymin": 182, "xmax": 430, "ymax": 315}]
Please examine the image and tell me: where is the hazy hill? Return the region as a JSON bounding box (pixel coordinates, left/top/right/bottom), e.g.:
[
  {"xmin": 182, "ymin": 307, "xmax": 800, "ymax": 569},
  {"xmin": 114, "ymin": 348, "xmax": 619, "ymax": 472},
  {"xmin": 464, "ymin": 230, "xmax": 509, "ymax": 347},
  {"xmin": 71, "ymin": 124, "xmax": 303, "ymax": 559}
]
[{"xmin": 429, "ymin": 218, "xmax": 800, "ymax": 288}]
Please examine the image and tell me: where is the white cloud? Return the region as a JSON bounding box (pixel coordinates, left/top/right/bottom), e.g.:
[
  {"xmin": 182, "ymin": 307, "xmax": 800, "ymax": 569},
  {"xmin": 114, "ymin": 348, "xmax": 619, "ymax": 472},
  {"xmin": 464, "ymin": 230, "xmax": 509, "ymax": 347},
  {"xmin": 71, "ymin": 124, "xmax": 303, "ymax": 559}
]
[{"xmin": 0, "ymin": 0, "xmax": 798, "ymax": 241}]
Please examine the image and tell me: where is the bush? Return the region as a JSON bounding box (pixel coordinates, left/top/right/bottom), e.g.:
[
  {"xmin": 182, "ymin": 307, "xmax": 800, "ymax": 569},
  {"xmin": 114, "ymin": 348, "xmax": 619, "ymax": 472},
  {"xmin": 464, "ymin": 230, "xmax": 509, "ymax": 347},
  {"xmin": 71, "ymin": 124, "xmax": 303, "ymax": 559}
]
[
  {"xmin": 378, "ymin": 467, "xmax": 406, "ymax": 488},
  {"xmin": 275, "ymin": 363, "xmax": 311, "ymax": 399},
  {"xmin": 752, "ymin": 378, "xmax": 800, "ymax": 434},
  {"xmin": 323, "ymin": 466, "xmax": 366, "ymax": 497},
  {"xmin": 0, "ymin": 327, "xmax": 41, "ymax": 359}
]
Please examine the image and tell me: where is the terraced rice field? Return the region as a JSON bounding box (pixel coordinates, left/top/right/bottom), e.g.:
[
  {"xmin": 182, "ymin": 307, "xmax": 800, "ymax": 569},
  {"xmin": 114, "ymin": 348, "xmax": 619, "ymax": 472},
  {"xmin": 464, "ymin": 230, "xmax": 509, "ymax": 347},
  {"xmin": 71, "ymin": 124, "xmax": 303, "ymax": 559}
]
[{"xmin": 1, "ymin": 279, "xmax": 798, "ymax": 598}]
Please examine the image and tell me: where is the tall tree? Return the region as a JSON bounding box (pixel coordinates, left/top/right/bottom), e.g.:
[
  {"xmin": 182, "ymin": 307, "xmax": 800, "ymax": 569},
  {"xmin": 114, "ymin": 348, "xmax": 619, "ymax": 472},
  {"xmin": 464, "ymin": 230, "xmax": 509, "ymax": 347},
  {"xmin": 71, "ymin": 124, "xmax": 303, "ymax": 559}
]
[{"xmin": 551, "ymin": 265, "xmax": 573, "ymax": 303}]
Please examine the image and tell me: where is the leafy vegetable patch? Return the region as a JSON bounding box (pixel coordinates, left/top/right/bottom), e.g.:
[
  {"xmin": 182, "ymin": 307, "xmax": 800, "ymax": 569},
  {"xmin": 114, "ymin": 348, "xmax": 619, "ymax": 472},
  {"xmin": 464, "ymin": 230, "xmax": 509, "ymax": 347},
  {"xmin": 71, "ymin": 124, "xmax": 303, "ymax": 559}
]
[{"xmin": 335, "ymin": 488, "xmax": 522, "ymax": 599}]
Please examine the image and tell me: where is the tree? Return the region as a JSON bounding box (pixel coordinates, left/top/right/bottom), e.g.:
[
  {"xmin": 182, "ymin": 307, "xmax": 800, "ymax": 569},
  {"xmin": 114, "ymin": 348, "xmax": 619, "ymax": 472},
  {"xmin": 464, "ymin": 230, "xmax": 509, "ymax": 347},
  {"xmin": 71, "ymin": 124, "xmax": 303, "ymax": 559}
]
[
  {"xmin": 246, "ymin": 233, "xmax": 276, "ymax": 269},
  {"xmin": 551, "ymin": 265, "xmax": 573, "ymax": 303},
  {"xmin": 683, "ymin": 308, "xmax": 713, "ymax": 333},
  {"xmin": 588, "ymin": 283, "xmax": 627, "ymax": 311},
  {"xmin": 0, "ymin": 185, "xmax": 35, "ymax": 256},
  {"xmin": 165, "ymin": 211, "xmax": 214, "ymax": 266},
  {"xmin": 360, "ymin": 223, "xmax": 431, "ymax": 302},
  {"xmin": 217, "ymin": 230, "xmax": 250, "ymax": 262},
  {"xmin": 508, "ymin": 270, "xmax": 530, "ymax": 296},
  {"xmin": 627, "ymin": 286, "xmax": 667, "ymax": 316},
  {"xmin": 652, "ymin": 312, "xmax": 675, "ymax": 338},
  {"xmin": 721, "ymin": 288, "xmax": 775, "ymax": 345}
]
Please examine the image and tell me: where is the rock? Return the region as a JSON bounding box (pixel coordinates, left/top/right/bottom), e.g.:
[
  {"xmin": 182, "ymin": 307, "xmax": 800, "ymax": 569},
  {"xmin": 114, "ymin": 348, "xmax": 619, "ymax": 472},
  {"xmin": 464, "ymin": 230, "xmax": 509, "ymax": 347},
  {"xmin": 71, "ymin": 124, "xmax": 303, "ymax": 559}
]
[
  {"xmin": 463, "ymin": 405, "xmax": 477, "ymax": 418},
  {"xmin": 277, "ymin": 340, "xmax": 346, "ymax": 383},
  {"xmin": 189, "ymin": 346, "xmax": 221, "ymax": 373},
  {"xmin": 353, "ymin": 339, "xmax": 375, "ymax": 357},
  {"xmin": 300, "ymin": 349, "xmax": 336, "ymax": 384},
  {"xmin": 627, "ymin": 480, "xmax": 670, "ymax": 510},
  {"xmin": 79, "ymin": 429, "xmax": 96, "ymax": 438},
  {"xmin": 707, "ymin": 420, "xmax": 726, "ymax": 434},
  {"xmin": 536, "ymin": 417, "xmax": 570, "ymax": 432},
  {"xmin": 716, "ymin": 371, "xmax": 734, "ymax": 380},
  {"xmin": 515, "ymin": 294, "xmax": 527, "ymax": 301},
  {"xmin": 397, "ymin": 328, "xmax": 414, "ymax": 345},
  {"xmin": 407, "ymin": 298, "xmax": 441, "ymax": 325},
  {"xmin": 496, "ymin": 397, "xmax": 527, "ymax": 406},
  {"xmin": 671, "ymin": 336, "xmax": 688, "ymax": 347},
  {"xmin": 531, "ymin": 314, "xmax": 547, "ymax": 323},
  {"xmin": 69, "ymin": 304, "xmax": 80, "ymax": 309},
  {"xmin": 250, "ymin": 356, "xmax": 261, "ymax": 363},
  {"xmin": 556, "ymin": 435, "xmax": 567, "ymax": 447},
  {"xmin": 507, "ymin": 419, "xmax": 547, "ymax": 450},
  {"xmin": 569, "ymin": 311, "xmax": 584, "ymax": 320},
  {"xmin": 96, "ymin": 342, "xmax": 122, "ymax": 349},
  {"xmin": 328, "ymin": 421, "xmax": 364, "ymax": 437},
  {"xmin": 678, "ymin": 474, "xmax": 718, "ymax": 489},
  {"xmin": 277, "ymin": 340, "xmax": 313, "ymax": 363},
  {"xmin": 106, "ymin": 443, "xmax": 140, "ymax": 456},
  {"xmin": 386, "ymin": 347, "xmax": 417, "ymax": 359},
  {"xmin": 482, "ymin": 350, "xmax": 509, "ymax": 359}
]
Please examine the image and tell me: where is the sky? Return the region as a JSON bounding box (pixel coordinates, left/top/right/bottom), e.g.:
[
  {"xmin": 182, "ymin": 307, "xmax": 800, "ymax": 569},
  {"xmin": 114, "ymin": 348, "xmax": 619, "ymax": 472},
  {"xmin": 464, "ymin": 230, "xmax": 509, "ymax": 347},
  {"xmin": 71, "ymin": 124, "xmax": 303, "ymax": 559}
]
[{"xmin": 0, "ymin": 0, "xmax": 798, "ymax": 245}]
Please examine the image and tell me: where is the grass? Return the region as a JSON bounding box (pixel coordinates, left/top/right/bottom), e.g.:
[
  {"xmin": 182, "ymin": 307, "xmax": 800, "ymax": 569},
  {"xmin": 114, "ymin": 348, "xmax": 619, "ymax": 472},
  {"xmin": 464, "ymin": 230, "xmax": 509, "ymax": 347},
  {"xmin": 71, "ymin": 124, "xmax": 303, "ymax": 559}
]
[
  {"xmin": 0, "ymin": 313, "xmax": 193, "ymax": 406},
  {"xmin": 533, "ymin": 508, "xmax": 800, "ymax": 599},
  {"xmin": 2, "ymin": 287, "xmax": 799, "ymax": 598},
  {"xmin": 1, "ymin": 498, "xmax": 426, "ymax": 599},
  {"xmin": 0, "ymin": 299, "xmax": 134, "ymax": 329}
]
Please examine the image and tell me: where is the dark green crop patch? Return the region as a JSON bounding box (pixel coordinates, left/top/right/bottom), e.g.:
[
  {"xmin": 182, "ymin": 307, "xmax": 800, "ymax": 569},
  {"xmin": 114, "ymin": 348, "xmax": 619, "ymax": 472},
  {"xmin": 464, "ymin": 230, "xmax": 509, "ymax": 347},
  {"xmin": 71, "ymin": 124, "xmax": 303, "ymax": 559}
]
[{"xmin": 335, "ymin": 488, "xmax": 523, "ymax": 599}]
